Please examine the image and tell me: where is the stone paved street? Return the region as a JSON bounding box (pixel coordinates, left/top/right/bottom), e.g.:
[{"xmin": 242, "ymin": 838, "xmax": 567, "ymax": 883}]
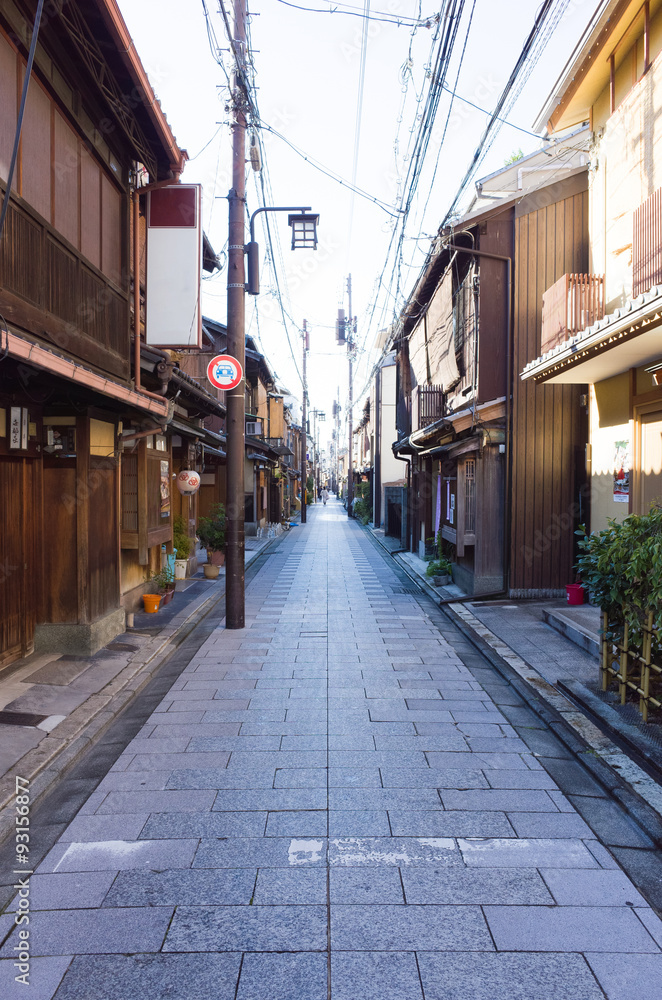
[{"xmin": 1, "ymin": 500, "xmax": 661, "ymax": 999}]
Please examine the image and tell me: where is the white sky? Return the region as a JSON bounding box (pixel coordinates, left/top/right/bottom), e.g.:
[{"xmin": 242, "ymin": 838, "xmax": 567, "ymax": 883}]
[{"xmin": 118, "ymin": 0, "xmax": 597, "ymax": 447}]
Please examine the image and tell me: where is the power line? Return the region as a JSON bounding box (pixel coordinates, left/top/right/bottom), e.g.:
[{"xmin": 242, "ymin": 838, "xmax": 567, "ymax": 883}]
[
  {"xmin": 257, "ymin": 121, "xmax": 403, "ymax": 217},
  {"xmin": 274, "ymin": 0, "xmax": 440, "ymax": 26}
]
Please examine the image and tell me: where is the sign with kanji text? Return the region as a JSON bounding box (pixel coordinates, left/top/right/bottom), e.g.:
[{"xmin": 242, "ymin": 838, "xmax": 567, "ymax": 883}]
[{"xmin": 207, "ymin": 354, "xmax": 243, "ymax": 391}]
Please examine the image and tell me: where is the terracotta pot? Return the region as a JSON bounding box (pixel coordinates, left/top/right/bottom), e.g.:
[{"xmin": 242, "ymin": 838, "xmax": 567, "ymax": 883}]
[
  {"xmin": 203, "ymin": 563, "xmax": 220, "ymax": 579},
  {"xmin": 209, "ymin": 550, "xmax": 225, "ymax": 567},
  {"xmin": 162, "ymin": 590, "xmax": 174, "ymax": 605},
  {"xmin": 142, "ymin": 594, "xmax": 161, "ymax": 613}
]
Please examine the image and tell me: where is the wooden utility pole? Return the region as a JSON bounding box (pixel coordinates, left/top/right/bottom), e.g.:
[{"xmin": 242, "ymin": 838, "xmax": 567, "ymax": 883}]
[
  {"xmin": 301, "ymin": 320, "xmax": 308, "ymax": 523},
  {"xmin": 226, "ymin": 0, "xmax": 248, "ymax": 628}
]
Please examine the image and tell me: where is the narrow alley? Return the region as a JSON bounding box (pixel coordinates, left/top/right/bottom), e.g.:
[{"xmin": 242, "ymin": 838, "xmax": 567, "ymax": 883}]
[{"xmin": 1, "ymin": 501, "xmax": 660, "ymax": 999}]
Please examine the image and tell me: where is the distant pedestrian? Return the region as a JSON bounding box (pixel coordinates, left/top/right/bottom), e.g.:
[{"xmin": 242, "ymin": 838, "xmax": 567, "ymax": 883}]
[{"xmin": 321, "ymin": 488, "xmax": 329, "ymax": 505}]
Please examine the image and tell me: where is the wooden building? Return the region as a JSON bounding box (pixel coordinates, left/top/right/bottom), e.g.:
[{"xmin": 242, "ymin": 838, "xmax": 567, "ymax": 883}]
[
  {"xmin": 0, "ymin": 0, "xmax": 224, "ymax": 663},
  {"xmin": 523, "ymin": 0, "xmax": 662, "ymax": 533},
  {"xmin": 390, "ymin": 135, "xmax": 591, "ymax": 596}
]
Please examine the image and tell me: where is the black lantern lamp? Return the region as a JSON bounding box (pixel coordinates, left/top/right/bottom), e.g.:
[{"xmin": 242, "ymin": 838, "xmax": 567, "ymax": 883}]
[
  {"xmin": 246, "ymin": 206, "xmax": 319, "ymax": 295},
  {"xmin": 288, "ymin": 213, "xmax": 319, "ymax": 250}
]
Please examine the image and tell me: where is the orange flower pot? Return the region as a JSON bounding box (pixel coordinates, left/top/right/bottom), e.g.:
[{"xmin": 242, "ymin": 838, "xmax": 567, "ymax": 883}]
[{"xmin": 142, "ymin": 594, "xmax": 161, "ymax": 613}]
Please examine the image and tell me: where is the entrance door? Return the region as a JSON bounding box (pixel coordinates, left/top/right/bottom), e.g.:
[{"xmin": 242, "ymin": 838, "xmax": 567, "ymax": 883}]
[
  {"xmin": 0, "ymin": 458, "xmax": 35, "ymax": 666},
  {"xmin": 639, "ymin": 409, "xmax": 662, "ymax": 511}
]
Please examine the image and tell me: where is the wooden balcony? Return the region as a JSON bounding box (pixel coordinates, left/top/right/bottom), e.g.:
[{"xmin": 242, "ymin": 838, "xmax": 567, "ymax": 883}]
[
  {"xmin": 540, "ymin": 273, "xmax": 605, "ymax": 355},
  {"xmin": 0, "ymin": 198, "xmax": 129, "ymax": 378},
  {"xmin": 633, "ymin": 188, "xmax": 662, "ymax": 297},
  {"xmin": 412, "ymin": 385, "xmax": 444, "ymax": 431}
]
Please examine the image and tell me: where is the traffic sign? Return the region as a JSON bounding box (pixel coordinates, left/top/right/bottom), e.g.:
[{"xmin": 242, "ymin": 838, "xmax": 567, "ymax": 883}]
[{"xmin": 207, "ymin": 354, "xmax": 243, "ymax": 391}]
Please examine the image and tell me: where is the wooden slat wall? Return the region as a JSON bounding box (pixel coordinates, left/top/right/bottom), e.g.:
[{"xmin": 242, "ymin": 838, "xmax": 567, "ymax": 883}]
[{"xmin": 511, "ymin": 186, "xmax": 589, "ymax": 595}]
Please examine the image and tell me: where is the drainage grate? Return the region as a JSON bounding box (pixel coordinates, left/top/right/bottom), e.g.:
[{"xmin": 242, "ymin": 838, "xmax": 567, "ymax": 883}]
[
  {"xmin": 389, "ymin": 586, "xmax": 419, "ymax": 595},
  {"xmin": 0, "ymin": 710, "xmax": 49, "ymax": 728}
]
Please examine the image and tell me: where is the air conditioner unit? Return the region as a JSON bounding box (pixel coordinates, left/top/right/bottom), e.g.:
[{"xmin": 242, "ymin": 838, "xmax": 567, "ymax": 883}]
[{"xmin": 246, "ymin": 421, "xmax": 263, "ymax": 436}]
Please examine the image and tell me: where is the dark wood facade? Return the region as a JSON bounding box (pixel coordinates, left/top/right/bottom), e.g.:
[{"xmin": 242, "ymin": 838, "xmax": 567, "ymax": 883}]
[
  {"xmin": 511, "ymin": 174, "xmax": 590, "ymax": 595},
  {"xmin": 0, "ymin": 1, "xmax": 185, "ymax": 663}
]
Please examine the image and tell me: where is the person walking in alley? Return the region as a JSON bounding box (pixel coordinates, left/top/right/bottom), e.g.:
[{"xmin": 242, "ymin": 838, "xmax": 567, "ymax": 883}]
[{"xmin": 321, "ymin": 487, "xmax": 329, "ymax": 505}]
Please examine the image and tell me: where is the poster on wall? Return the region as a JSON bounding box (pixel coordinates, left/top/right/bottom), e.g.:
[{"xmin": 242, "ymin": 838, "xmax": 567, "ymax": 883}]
[
  {"xmin": 160, "ymin": 460, "xmax": 171, "ymax": 518},
  {"xmin": 613, "ymin": 440, "xmax": 630, "ymax": 503}
]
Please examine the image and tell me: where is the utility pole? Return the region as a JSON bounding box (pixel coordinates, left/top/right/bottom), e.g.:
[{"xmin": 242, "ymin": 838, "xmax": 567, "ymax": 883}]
[
  {"xmin": 226, "ymin": 0, "xmax": 248, "ymax": 629},
  {"xmin": 301, "ymin": 320, "xmax": 308, "ymax": 524},
  {"xmin": 347, "ymin": 274, "xmax": 354, "ymax": 518},
  {"xmin": 336, "ymin": 388, "xmax": 341, "ymax": 496}
]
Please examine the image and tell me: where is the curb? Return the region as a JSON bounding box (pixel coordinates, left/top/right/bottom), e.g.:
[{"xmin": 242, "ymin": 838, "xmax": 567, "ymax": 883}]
[
  {"xmin": 364, "ymin": 525, "xmax": 662, "ymax": 847},
  {"xmin": 443, "ymin": 602, "xmax": 662, "ymax": 847},
  {"xmin": 0, "ymin": 537, "xmax": 280, "ymax": 849}
]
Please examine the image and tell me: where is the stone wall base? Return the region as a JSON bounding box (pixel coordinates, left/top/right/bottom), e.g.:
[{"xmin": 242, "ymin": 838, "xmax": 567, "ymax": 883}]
[{"xmin": 34, "ymin": 607, "xmax": 126, "ymax": 656}]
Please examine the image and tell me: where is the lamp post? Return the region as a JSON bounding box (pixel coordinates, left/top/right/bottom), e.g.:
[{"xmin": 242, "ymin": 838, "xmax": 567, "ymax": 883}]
[{"xmin": 225, "ymin": 1, "xmax": 318, "ymax": 627}]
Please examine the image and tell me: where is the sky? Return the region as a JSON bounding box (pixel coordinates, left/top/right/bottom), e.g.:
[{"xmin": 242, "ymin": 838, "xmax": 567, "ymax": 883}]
[{"xmin": 117, "ymin": 0, "xmax": 599, "ymax": 450}]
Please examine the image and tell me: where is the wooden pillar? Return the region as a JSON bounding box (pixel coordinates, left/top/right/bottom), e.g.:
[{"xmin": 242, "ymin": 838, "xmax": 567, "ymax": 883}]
[
  {"xmin": 137, "ymin": 437, "xmax": 148, "ymax": 566},
  {"xmin": 76, "ymin": 416, "xmax": 90, "ymax": 622}
]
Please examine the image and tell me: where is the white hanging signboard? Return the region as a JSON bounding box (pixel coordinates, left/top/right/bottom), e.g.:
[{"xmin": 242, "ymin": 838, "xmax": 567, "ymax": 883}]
[{"xmin": 146, "ymin": 184, "xmax": 202, "ymax": 348}]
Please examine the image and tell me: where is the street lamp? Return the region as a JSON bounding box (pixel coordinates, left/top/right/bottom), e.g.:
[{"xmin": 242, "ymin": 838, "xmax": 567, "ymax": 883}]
[
  {"xmin": 246, "ymin": 207, "xmax": 319, "ymax": 295},
  {"xmin": 288, "ymin": 214, "xmax": 319, "ymax": 250}
]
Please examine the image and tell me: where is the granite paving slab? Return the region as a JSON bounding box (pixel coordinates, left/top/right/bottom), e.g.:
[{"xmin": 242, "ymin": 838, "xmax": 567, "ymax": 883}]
[{"xmin": 7, "ymin": 504, "xmax": 660, "ymax": 1000}]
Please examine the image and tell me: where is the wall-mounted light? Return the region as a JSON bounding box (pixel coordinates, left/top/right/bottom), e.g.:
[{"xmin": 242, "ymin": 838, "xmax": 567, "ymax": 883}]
[{"xmin": 645, "ymin": 360, "xmax": 662, "ymax": 385}]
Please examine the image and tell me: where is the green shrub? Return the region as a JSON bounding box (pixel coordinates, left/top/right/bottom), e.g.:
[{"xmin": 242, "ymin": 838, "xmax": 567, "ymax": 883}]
[
  {"xmin": 426, "ymin": 556, "xmax": 452, "ymax": 578},
  {"xmin": 198, "ymin": 503, "xmax": 226, "ymax": 553},
  {"xmin": 173, "ymin": 516, "xmax": 191, "ymax": 559},
  {"xmin": 575, "ymin": 505, "xmax": 662, "ymax": 647},
  {"xmin": 353, "ymin": 481, "xmax": 372, "ymax": 525}
]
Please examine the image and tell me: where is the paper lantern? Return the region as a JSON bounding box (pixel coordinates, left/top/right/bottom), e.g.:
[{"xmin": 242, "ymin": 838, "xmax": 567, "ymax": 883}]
[{"xmin": 176, "ymin": 470, "xmax": 200, "ymax": 495}]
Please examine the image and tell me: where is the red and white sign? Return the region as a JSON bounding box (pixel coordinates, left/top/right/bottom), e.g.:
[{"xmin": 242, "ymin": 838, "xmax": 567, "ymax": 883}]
[
  {"xmin": 207, "ymin": 354, "xmax": 243, "ymax": 391},
  {"xmin": 175, "ymin": 470, "xmax": 201, "ymax": 495},
  {"xmin": 146, "ymin": 184, "xmax": 202, "ymax": 348}
]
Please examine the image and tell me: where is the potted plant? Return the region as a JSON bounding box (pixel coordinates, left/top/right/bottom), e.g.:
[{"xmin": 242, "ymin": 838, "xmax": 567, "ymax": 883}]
[
  {"xmin": 425, "ymin": 554, "xmax": 453, "ymax": 587},
  {"xmin": 142, "ymin": 573, "xmax": 163, "ymax": 613},
  {"xmin": 153, "ymin": 564, "xmax": 175, "ymax": 605},
  {"xmin": 173, "ymin": 516, "xmax": 191, "ymax": 579},
  {"xmin": 198, "ymin": 503, "xmax": 226, "ymax": 579}
]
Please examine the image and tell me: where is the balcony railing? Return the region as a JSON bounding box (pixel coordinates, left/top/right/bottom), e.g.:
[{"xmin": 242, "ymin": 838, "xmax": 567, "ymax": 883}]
[
  {"xmin": 412, "ymin": 384, "xmax": 444, "ymax": 431},
  {"xmin": 633, "ymin": 188, "xmax": 662, "ymax": 297},
  {"xmin": 540, "ymin": 273, "xmax": 605, "ymax": 355}
]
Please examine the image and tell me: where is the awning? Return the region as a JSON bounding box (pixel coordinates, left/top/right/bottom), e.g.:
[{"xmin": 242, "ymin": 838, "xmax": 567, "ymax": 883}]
[
  {"xmin": 521, "ymin": 287, "xmax": 662, "ymax": 384},
  {"xmin": 3, "ymin": 327, "xmax": 170, "ymax": 418}
]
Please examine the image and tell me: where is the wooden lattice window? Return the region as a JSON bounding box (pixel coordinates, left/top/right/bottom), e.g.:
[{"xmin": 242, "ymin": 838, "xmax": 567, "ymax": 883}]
[
  {"xmin": 464, "ymin": 458, "xmax": 476, "ymax": 534},
  {"xmin": 121, "ymin": 454, "xmax": 138, "ymax": 531}
]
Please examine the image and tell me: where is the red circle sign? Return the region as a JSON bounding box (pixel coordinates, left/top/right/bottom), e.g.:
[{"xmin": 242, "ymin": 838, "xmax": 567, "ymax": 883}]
[{"xmin": 207, "ymin": 354, "xmax": 243, "ymax": 391}]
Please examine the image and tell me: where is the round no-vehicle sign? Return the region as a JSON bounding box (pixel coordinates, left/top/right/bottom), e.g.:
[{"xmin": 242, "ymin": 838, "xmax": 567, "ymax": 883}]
[{"xmin": 207, "ymin": 354, "xmax": 243, "ymax": 391}]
